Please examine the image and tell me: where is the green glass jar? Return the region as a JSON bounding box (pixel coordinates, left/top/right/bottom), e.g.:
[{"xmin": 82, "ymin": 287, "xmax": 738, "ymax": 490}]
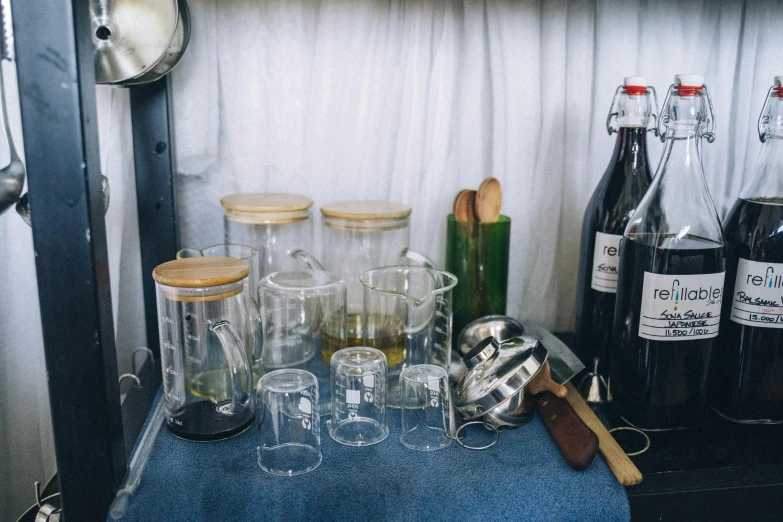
[{"xmin": 445, "ymin": 214, "xmax": 511, "ymax": 348}]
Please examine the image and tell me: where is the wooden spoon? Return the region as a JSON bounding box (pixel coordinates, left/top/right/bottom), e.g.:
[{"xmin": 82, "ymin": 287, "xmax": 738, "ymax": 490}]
[
  {"xmin": 453, "ymin": 189, "xmax": 477, "ymax": 222},
  {"xmin": 475, "ymin": 177, "xmax": 502, "ymax": 223}
]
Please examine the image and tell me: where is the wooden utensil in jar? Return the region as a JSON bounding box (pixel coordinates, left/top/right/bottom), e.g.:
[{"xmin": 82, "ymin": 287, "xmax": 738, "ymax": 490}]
[
  {"xmin": 475, "ymin": 177, "xmax": 502, "ymax": 223},
  {"xmin": 453, "ymin": 189, "xmax": 478, "ymax": 222}
]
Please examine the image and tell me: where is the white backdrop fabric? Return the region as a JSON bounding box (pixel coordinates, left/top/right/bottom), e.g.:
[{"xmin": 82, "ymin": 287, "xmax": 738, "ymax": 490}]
[{"xmin": 1, "ymin": 0, "xmax": 782, "ymax": 518}]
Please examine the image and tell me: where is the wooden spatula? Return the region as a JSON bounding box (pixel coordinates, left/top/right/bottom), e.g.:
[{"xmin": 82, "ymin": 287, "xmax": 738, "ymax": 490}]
[
  {"xmin": 475, "ymin": 177, "xmax": 502, "ymax": 223},
  {"xmin": 453, "ymin": 189, "xmax": 478, "ymax": 222}
]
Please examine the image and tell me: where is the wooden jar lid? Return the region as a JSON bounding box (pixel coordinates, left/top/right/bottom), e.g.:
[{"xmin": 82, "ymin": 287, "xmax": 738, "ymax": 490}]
[
  {"xmin": 153, "ymin": 257, "xmax": 249, "ymax": 288},
  {"xmin": 320, "ymin": 200, "xmax": 412, "ymax": 221},
  {"xmin": 221, "ymin": 193, "xmax": 313, "ymax": 224}
]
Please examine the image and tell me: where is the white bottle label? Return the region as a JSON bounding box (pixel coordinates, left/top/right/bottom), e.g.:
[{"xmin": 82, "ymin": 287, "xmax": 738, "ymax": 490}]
[
  {"xmin": 638, "ymin": 271, "xmax": 725, "ymax": 341},
  {"xmin": 591, "ymin": 232, "xmax": 622, "ymax": 293},
  {"xmin": 730, "ymin": 258, "xmax": 783, "ymax": 328}
]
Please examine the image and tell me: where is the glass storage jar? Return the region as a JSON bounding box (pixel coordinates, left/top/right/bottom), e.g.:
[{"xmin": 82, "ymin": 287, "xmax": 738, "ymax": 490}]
[
  {"xmin": 320, "ymin": 200, "xmax": 412, "ymax": 346},
  {"xmin": 221, "ymin": 193, "xmax": 314, "ymax": 278}
]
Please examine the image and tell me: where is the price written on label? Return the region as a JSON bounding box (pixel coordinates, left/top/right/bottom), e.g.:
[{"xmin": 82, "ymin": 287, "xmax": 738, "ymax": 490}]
[
  {"xmin": 730, "ymin": 259, "xmax": 783, "ymax": 329},
  {"xmin": 638, "ymin": 271, "xmax": 725, "ymax": 341}
]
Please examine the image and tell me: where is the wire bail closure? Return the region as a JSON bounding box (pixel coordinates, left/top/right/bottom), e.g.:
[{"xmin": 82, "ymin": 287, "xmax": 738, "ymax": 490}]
[
  {"xmin": 758, "ymin": 86, "xmax": 776, "ymax": 143},
  {"xmin": 657, "ymin": 83, "xmax": 716, "ymax": 143},
  {"xmin": 606, "ymin": 85, "xmax": 659, "ymax": 137}
]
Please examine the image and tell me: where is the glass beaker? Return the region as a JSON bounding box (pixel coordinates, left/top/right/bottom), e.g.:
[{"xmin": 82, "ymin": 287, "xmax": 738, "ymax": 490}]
[
  {"xmin": 222, "ymin": 192, "xmax": 314, "ymax": 278},
  {"xmin": 257, "ymin": 369, "xmax": 322, "ymax": 476},
  {"xmin": 360, "ymin": 266, "xmax": 458, "ymax": 406},
  {"xmin": 259, "ymin": 269, "xmax": 346, "ymax": 413},
  {"xmin": 153, "ymin": 257, "xmax": 260, "ymax": 441},
  {"xmin": 321, "ymin": 200, "xmax": 412, "ymax": 347}
]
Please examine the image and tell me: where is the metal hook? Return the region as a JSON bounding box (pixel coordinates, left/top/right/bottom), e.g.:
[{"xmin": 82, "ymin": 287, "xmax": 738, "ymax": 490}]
[
  {"xmin": 118, "ymin": 373, "xmax": 142, "ymax": 390},
  {"xmin": 757, "ymin": 86, "xmax": 775, "ymax": 143},
  {"xmin": 605, "ymin": 85, "xmax": 623, "ymax": 135},
  {"xmin": 132, "ymin": 346, "xmax": 155, "ymax": 374}
]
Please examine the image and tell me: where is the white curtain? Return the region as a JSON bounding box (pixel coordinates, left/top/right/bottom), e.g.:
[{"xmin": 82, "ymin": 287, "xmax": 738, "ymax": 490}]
[{"xmin": 1, "ymin": 0, "xmax": 782, "ymax": 518}]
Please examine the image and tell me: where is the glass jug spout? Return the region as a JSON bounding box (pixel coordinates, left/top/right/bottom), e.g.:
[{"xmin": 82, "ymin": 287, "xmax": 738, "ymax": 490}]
[
  {"xmin": 210, "ymin": 320, "xmax": 252, "ymax": 414},
  {"xmin": 360, "ymin": 266, "xmax": 457, "ymax": 306}
]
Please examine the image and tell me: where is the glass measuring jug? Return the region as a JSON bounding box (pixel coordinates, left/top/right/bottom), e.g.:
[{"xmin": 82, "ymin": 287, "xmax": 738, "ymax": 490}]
[
  {"xmin": 222, "ymin": 192, "xmax": 314, "ymax": 278},
  {"xmin": 154, "ymin": 257, "xmax": 261, "ymax": 441},
  {"xmin": 360, "ymin": 266, "xmax": 458, "ymax": 406}
]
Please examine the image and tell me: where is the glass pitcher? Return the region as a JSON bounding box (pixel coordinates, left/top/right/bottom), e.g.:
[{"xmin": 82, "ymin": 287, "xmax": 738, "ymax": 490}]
[
  {"xmin": 360, "ymin": 266, "xmax": 458, "ymax": 406},
  {"xmin": 153, "ymin": 256, "xmax": 261, "ymax": 441}
]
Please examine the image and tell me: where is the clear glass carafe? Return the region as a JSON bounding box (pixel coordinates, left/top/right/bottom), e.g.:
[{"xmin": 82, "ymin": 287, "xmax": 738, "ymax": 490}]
[
  {"xmin": 321, "ymin": 200, "xmax": 412, "ymax": 346},
  {"xmin": 710, "ymin": 77, "xmax": 783, "ymax": 424},
  {"xmin": 576, "ymin": 77, "xmax": 657, "ymax": 374},
  {"xmin": 222, "ymin": 193, "xmax": 314, "ymax": 278},
  {"xmin": 360, "ymin": 266, "xmax": 458, "ymax": 406},
  {"xmin": 611, "ymin": 74, "xmax": 725, "ymax": 431},
  {"xmin": 154, "ymin": 257, "xmax": 261, "ymax": 440}
]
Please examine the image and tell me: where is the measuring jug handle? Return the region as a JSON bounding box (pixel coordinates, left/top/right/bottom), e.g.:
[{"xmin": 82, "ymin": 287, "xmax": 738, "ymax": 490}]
[
  {"xmin": 290, "ymin": 249, "xmax": 325, "ymax": 271},
  {"xmin": 399, "ymin": 248, "xmax": 437, "ymax": 268},
  {"xmin": 210, "ymin": 320, "xmax": 251, "ymax": 414}
]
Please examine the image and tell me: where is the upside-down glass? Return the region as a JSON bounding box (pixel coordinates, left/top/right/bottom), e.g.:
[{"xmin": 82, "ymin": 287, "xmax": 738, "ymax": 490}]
[
  {"xmin": 320, "ymin": 200, "xmax": 412, "ymax": 347},
  {"xmin": 257, "ymin": 369, "xmax": 322, "ymax": 476},
  {"xmin": 153, "ymin": 257, "xmax": 259, "ymax": 441},
  {"xmin": 329, "ymin": 347, "xmax": 388, "ymax": 446},
  {"xmin": 259, "ymin": 270, "xmax": 346, "ymax": 413},
  {"xmin": 360, "ymin": 266, "xmax": 458, "ymax": 406},
  {"xmin": 399, "ymin": 365, "xmax": 451, "ymax": 451},
  {"xmin": 222, "ymin": 192, "xmax": 314, "ymax": 277}
]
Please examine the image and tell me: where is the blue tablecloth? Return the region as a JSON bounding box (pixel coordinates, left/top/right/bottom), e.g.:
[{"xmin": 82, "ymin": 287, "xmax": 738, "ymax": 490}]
[{"xmin": 114, "ymin": 394, "xmax": 629, "ymax": 522}]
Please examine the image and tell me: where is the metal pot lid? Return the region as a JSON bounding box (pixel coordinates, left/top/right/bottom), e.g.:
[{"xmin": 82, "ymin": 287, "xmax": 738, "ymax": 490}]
[
  {"xmin": 454, "ymin": 336, "xmax": 548, "ymax": 421},
  {"xmin": 92, "ymin": 0, "xmax": 179, "ymax": 84}
]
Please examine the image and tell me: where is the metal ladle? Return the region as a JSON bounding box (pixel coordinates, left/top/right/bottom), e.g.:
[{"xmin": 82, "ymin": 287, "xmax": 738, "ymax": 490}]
[
  {"xmin": 0, "ymin": 4, "xmax": 25, "ymax": 216},
  {"xmin": 16, "ymin": 175, "xmax": 110, "ymax": 226}
]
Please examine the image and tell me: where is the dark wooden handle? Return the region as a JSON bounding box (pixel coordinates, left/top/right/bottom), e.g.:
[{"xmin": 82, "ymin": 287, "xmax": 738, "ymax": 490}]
[{"xmin": 537, "ymin": 392, "xmax": 599, "ymax": 471}]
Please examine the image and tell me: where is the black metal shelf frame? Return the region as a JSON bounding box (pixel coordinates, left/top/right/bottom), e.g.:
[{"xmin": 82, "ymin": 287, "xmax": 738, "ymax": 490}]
[{"xmin": 10, "ymin": 1, "xmax": 176, "ymax": 520}]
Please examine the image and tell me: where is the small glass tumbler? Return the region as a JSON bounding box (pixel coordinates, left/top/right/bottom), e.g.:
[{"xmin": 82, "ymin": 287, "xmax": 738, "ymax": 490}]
[
  {"xmin": 399, "ymin": 365, "xmax": 451, "ymax": 451},
  {"xmin": 257, "ymin": 369, "xmax": 322, "ymax": 476},
  {"xmin": 329, "ymin": 347, "xmax": 388, "ymax": 446}
]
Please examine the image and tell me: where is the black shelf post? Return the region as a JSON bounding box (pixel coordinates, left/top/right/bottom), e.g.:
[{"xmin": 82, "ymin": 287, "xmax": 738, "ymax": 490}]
[
  {"xmin": 10, "ymin": 0, "xmax": 125, "ymax": 520},
  {"xmin": 130, "ymin": 78, "xmax": 179, "ymax": 359}
]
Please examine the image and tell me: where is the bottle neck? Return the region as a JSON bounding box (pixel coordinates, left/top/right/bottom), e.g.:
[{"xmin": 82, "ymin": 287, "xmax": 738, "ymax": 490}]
[{"xmin": 740, "ymin": 136, "xmax": 783, "ymax": 201}]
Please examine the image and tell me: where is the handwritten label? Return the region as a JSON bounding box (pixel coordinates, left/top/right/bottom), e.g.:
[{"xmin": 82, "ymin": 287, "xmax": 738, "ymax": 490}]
[
  {"xmin": 638, "ymin": 271, "xmax": 725, "ymax": 341},
  {"xmin": 591, "ymin": 232, "xmax": 622, "ymax": 293},
  {"xmin": 730, "ymin": 258, "xmax": 783, "ymax": 328}
]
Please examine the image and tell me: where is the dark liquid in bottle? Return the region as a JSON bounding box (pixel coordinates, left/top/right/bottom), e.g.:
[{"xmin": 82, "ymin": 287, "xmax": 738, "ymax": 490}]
[
  {"xmin": 167, "ymin": 401, "xmax": 254, "ymax": 441},
  {"xmin": 611, "ymin": 234, "xmax": 725, "ymax": 430},
  {"xmin": 577, "ymin": 127, "xmax": 652, "ymax": 368},
  {"xmin": 710, "ymin": 197, "xmax": 783, "ymax": 423}
]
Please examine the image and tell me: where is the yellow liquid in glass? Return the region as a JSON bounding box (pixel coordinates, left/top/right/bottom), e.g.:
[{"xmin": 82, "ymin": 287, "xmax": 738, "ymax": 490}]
[{"xmin": 320, "ymin": 312, "xmax": 406, "ymax": 367}]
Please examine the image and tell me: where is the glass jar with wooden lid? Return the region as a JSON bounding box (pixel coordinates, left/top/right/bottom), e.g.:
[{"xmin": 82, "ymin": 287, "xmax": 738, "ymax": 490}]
[
  {"xmin": 221, "ymin": 193, "xmax": 314, "ymax": 278},
  {"xmin": 153, "ymin": 256, "xmax": 262, "ymax": 441},
  {"xmin": 320, "ymin": 200, "xmax": 412, "ymax": 346}
]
